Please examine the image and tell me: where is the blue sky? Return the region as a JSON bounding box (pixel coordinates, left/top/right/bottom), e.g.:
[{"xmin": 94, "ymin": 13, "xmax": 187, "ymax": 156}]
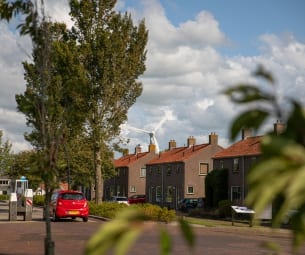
[
  {"xmin": 0, "ymin": 0, "xmax": 304, "ymax": 154},
  {"xmin": 122, "ymin": 0, "xmax": 305, "ymax": 56}
]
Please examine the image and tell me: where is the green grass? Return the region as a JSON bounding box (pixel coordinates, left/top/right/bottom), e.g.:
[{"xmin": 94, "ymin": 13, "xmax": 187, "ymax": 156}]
[
  {"xmin": 182, "ymin": 217, "xmax": 231, "ymax": 227},
  {"xmin": 181, "ymin": 216, "xmax": 275, "ymax": 231}
]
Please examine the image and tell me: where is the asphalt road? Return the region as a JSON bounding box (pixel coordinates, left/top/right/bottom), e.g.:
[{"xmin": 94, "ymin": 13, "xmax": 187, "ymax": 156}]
[{"xmin": 0, "ymin": 201, "xmax": 305, "ymax": 255}]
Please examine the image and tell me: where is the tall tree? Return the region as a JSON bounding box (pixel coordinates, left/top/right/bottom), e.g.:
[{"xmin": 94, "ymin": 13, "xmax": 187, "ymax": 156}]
[
  {"xmin": 0, "ymin": 130, "xmax": 13, "ymax": 177},
  {"xmin": 17, "ymin": 19, "xmax": 86, "ymax": 254},
  {"xmin": 1, "ymin": 1, "xmax": 86, "ymax": 254},
  {"xmin": 69, "ymin": 0, "xmax": 148, "ymax": 203}
]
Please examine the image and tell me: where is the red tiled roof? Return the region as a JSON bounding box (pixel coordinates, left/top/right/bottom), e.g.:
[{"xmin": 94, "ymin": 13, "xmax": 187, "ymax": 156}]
[
  {"xmin": 114, "ymin": 152, "xmax": 150, "ymax": 167},
  {"xmin": 213, "ymin": 136, "xmax": 262, "ymax": 158},
  {"xmin": 147, "ymin": 144, "xmax": 210, "ymax": 165}
]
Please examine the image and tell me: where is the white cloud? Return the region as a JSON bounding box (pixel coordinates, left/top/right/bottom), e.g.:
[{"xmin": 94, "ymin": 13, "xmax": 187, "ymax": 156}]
[{"xmin": 178, "ymin": 11, "xmax": 227, "ymax": 48}]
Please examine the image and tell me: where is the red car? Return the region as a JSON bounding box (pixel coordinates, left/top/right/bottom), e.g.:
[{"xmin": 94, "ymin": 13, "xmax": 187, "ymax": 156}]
[
  {"xmin": 128, "ymin": 194, "xmax": 146, "ymax": 204},
  {"xmin": 47, "ymin": 190, "xmax": 89, "ymax": 222}
]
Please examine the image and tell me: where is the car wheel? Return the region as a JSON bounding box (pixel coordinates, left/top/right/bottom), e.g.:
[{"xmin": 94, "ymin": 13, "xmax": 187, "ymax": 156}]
[{"xmin": 83, "ymin": 217, "xmax": 88, "ymax": 222}]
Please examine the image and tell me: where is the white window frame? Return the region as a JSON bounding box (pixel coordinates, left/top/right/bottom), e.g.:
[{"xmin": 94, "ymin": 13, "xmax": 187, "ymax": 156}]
[
  {"xmin": 140, "ymin": 167, "xmax": 146, "ymax": 178},
  {"xmin": 156, "ymin": 186, "xmax": 161, "ymax": 202},
  {"xmin": 187, "ymin": 186, "xmax": 194, "ymax": 194},
  {"xmin": 220, "ymin": 160, "xmax": 224, "ymax": 169},
  {"xmin": 231, "ymin": 186, "xmax": 242, "ymax": 201},
  {"xmin": 130, "ymin": 185, "xmax": 136, "ymax": 193},
  {"xmin": 199, "ymin": 162, "xmax": 209, "ymax": 175}
]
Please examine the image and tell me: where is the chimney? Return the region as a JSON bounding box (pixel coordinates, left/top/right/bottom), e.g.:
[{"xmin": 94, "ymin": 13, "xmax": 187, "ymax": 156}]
[
  {"xmin": 168, "ymin": 140, "xmax": 176, "ymax": 150},
  {"xmin": 135, "ymin": 144, "xmax": 142, "ymax": 154},
  {"xmin": 122, "ymin": 149, "xmax": 129, "ymax": 156},
  {"xmin": 187, "ymin": 136, "xmax": 196, "ymax": 147},
  {"xmin": 274, "ymin": 120, "xmax": 285, "ymax": 135},
  {"xmin": 209, "ymin": 132, "xmax": 218, "ymax": 145},
  {"xmin": 242, "ymin": 128, "xmax": 253, "ymax": 140},
  {"xmin": 148, "ymin": 143, "xmax": 156, "ymax": 153}
]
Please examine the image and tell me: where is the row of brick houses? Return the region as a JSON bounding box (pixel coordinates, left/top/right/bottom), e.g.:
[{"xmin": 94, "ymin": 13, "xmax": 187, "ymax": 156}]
[
  {"xmin": 104, "ymin": 132, "xmax": 223, "ymax": 209},
  {"xmin": 104, "ymin": 121, "xmax": 285, "ymax": 209}
]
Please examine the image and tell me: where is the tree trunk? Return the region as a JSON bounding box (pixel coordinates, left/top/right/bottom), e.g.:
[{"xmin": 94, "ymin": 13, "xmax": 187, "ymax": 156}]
[{"xmin": 94, "ymin": 146, "xmax": 103, "ymax": 204}]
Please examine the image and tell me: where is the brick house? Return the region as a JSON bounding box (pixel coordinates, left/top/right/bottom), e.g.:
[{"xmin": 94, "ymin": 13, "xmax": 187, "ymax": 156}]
[
  {"xmin": 103, "ymin": 144, "xmax": 157, "ymax": 200},
  {"xmin": 213, "ymin": 121, "xmax": 285, "ymax": 205},
  {"xmin": 145, "ymin": 133, "xmax": 223, "ymax": 209}
]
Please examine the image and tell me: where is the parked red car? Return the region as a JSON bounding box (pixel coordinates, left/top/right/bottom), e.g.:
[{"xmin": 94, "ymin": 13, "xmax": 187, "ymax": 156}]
[
  {"xmin": 128, "ymin": 194, "xmax": 146, "ymax": 204},
  {"xmin": 46, "ymin": 190, "xmax": 89, "ymax": 222}
]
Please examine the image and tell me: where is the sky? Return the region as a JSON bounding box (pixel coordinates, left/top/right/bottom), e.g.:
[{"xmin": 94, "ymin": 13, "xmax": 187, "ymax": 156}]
[{"xmin": 0, "ymin": 0, "xmax": 304, "ymax": 157}]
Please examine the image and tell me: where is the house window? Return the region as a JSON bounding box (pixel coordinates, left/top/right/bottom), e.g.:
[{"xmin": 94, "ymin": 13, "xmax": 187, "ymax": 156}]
[
  {"xmin": 176, "ymin": 166, "xmax": 181, "ymax": 173},
  {"xmin": 0, "ymin": 180, "xmax": 9, "ymax": 185},
  {"xmin": 156, "ymin": 186, "xmax": 161, "ymax": 202},
  {"xmin": 233, "ymin": 158, "xmax": 239, "ymax": 172},
  {"xmin": 140, "ymin": 167, "xmax": 146, "ymax": 177},
  {"xmin": 187, "ymin": 186, "xmax": 194, "ymax": 194},
  {"xmin": 157, "ymin": 167, "xmax": 161, "ymax": 175},
  {"xmin": 199, "ymin": 163, "xmax": 209, "ymax": 175},
  {"xmin": 231, "ymin": 186, "xmax": 242, "ymax": 201},
  {"xmin": 166, "ymin": 186, "xmax": 173, "ymax": 202},
  {"xmin": 220, "ymin": 160, "xmax": 224, "ymax": 169},
  {"xmin": 130, "ymin": 186, "xmax": 136, "ymax": 193},
  {"xmin": 167, "ymin": 165, "xmax": 171, "ymax": 176},
  {"xmin": 148, "ymin": 168, "xmax": 152, "ymax": 175}
]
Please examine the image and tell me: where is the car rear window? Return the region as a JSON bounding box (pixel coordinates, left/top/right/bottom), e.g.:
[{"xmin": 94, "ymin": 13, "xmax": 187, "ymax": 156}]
[{"xmin": 60, "ymin": 193, "xmax": 84, "ymax": 200}]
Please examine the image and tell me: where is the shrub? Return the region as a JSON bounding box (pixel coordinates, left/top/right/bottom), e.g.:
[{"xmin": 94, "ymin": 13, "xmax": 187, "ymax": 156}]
[
  {"xmin": 0, "ymin": 194, "xmax": 9, "ymax": 201},
  {"xmin": 33, "ymin": 195, "xmax": 45, "ymax": 206},
  {"xmin": 218, "ymin": 200, "xmax": 232, "ymax": 218},
  {"xmin": 89, "ymin": 202, "xmax": 176, "ymax": 222},
  {"xmin": 89, "ymin": 202, "xmax": 129, "ymax": 219}
]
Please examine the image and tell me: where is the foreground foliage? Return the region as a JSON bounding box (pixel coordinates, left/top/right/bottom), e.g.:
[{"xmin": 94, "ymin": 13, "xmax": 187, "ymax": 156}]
[{"xmin": 224, "ymin": 66, "xmax": 305, "ymax": 250}]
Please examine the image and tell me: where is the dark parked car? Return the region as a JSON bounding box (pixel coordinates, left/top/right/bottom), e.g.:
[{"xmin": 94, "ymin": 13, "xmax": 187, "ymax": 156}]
[
  {"xmin": 45, "ymin": 190, "xmax": 89, "ymax": 222},
  {"xmin": 128, "ymin": 194, "xmax": 146, "ymax": 204},
  {"xmin": 178, "ymin": 198, "xmax": 203, "ymax": 212}
]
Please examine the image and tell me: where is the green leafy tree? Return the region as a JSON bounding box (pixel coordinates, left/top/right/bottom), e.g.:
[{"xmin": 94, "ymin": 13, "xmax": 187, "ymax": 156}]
[
  {"xmin": 1, "ymin": 1, "xmax": 86, "ymax": 254},
  {"xmin": 57, "ymin": 133, "xmax": 115, "ymax": 192},
  {"xmin": 0, "ymin": 130, "xmax": 13, "ymax": 177},
  {"xmin": 205, "ymin": 168, "xmax": 228, "ymax": 208},
  {"xmin": 69, "ymin": 0, "xmax": 148, "ymax": 203},
  {"xmin": 224, "ymin": 65, "xmax": 305, "ymax": 250}
]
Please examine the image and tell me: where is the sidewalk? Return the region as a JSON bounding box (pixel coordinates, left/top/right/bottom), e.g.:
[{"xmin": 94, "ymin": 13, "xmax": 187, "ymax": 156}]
[{"xmin": 0, "ymin": 200, "xmax": 43, "ymax": 221}]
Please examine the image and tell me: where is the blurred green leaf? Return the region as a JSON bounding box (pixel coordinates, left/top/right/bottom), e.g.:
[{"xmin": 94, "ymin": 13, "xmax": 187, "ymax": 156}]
[
  {"xmin": 178, "ymin": 218, "xmax": 195, "ymax": 249},
  {"xmin": 160, "ymin": 228, "xmax": 172, "ymax": 255},
  {"xmin": 253, "ymin": 65, "xmax": 275, "ymax": 84},
  {"xmin": 115, "ymin": 228, "xmax": 142, "ymax": 255},
  {"xmin": 85, "ymin": 207, "xmax": 145, "ymax": 255},
  {"xmin": 230, "ymin": 109, "xmax": 269, "ymax": 140},
  {"xmin": 223, "ymin": 84, "xmax": 275, "ymax": 104},
  {"xmin": 226, "ymin": 65, "xmax": 305, "ymax": 251}
]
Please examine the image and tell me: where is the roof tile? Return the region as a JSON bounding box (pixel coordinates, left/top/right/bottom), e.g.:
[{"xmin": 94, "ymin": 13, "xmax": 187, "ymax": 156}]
[
  {"xmin": 213, "ymin": 136, "xmax": 262, "ymax": 158},
  {"xmin": 147, "ymin": 144, "xmax": 209, "ymax": 165},
  {"xmin": 114, "ymin": 152, "xmax": 150, "ymax": 167}
]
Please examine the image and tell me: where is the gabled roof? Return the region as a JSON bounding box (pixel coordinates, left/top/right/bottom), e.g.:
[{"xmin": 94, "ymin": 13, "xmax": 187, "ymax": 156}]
[
  {"xmin": 147, "ymin": 144, "xmax": 210, "ymax": 165},
  {"xmin": 213, "ymin": 136, "xmax": 262, "ymax": 159},
  {"xmin": 114, "ymin": 152, "xmax": 151, "ymax": 168}
]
